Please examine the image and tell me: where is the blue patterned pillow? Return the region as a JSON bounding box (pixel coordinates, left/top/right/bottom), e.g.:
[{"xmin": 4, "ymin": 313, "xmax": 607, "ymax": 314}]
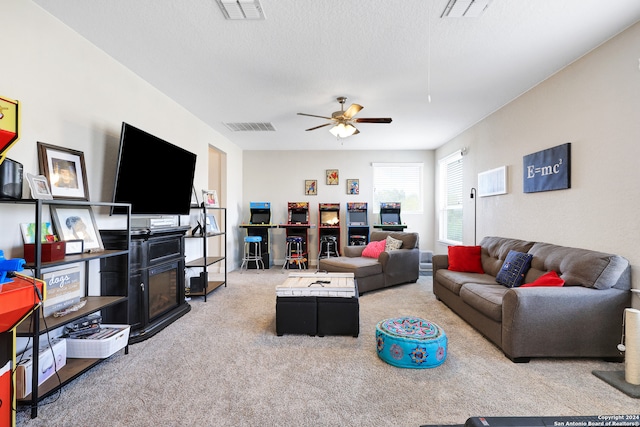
[{"xmin": 496, "ymin": 250, "xmax": 533, "ymax": 288}]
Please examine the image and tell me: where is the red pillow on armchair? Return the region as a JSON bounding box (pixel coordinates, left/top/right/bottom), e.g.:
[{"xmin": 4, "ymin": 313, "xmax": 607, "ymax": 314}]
[
  {"xmin": 362, "ymin": 239, "xmax": 386, "ymax": 258},
  {"xmin": 448, "ymin": 245, "xmax": 484, "ymax": 273}
]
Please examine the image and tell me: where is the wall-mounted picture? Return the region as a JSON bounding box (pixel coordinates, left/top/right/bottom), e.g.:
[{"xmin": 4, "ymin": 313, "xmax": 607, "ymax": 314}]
[
  {"xmin": 478, "ymin": 166, "xmax": 508, "ymax": 197},
  {"xmin": 49, "ymin": 205, "xmax": 104, "ymax": 252},
  {"xmin": 37, "ymin": 142, "xmax": 90, "ymax": 200},
  {"xmin": 26, "ymin": 173, "xmax": 53, "ymax": 200},
  {"xmin": 326, "ymin": 169, "xmax": 339, "ymax": 185},
  {"xmin": 523, "ymin": 142, "xmax": 571, "ymax": 193},
  {"xmin": 347, "ymin": 179, "xmax": 359, "ymax": 195},
  {"xmin": 305, "ymin": 180, "xmax": 317, "ymax": 195},
  {"xmin": 202, "ymin": 189, "xmax": 219, "ymax": 207}
]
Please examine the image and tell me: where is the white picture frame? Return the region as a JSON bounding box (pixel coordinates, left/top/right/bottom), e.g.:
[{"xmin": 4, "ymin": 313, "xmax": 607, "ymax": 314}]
[
  {"xmin": 26, "ymin": 173, "xmax": 53, "ymax": 200},
  {"xmin": 49, "ymin": 205, "xmax": 104, "ymax": 252},
  {"xmin": 478, "ymin": 166, "xmax": 508, "ymax": 197},
  {"xmin": 202, "ymin": 190, "xmax": 219, "ymax": 207}
]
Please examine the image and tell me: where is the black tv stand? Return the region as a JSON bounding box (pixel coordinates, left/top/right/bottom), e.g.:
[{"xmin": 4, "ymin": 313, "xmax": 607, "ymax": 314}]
[{"xmin": 101, "ymin": 226, "xmax": 191, "ymax": 344}]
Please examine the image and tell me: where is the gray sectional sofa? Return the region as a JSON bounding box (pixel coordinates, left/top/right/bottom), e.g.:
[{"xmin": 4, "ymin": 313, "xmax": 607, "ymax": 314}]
[
  {"xmin": 433, "ymin": 236, "xmax": 631, "ymax": 362},
  {"xmin": 319, "ymin": 231, "xmax": 420, "ymax": 294}
]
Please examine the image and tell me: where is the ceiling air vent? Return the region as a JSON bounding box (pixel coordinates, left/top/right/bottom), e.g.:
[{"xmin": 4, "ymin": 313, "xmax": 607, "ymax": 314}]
[
  {"xmin": 217, "ymin": 0, "xmax": 265, "ymax": 20},
  {"xmin": 223, "ymin": 122, "xmax": 276, "ymax": 132}
]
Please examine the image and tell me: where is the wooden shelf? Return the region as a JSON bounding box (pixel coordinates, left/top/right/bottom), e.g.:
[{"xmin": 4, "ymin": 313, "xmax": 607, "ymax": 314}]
[{"xmin": 188, "ymin": 280, "xmax": 225, "ymax": 297}]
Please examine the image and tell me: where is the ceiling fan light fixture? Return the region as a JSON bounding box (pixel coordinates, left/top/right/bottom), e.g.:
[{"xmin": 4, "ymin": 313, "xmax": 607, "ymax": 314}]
[{"xmin": 330, "ymin": 123, "xmax": 357, "ymax": 138}]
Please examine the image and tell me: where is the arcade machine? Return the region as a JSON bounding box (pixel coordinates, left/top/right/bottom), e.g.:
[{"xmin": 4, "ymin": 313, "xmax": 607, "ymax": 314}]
[
  {"xmin": 239, "ymin": 202, "xmax": 277, "ymax": 268},
  {"xmin": 279, "ymin": 202, "xmax": 315, "ymax": 269},
  {"xmin": 374, "ymin": 202, "xmax": 408, "ymax": 231},
  {"xmin": 346, "ymin": 202, "xmax": 369, "ymax": 246},
  {"xmin": 318, "ymin": 203, "xmax": 341, "ymax": 259}
]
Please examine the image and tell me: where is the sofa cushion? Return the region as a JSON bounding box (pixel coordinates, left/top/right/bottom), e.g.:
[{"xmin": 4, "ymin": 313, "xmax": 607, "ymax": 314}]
[
  {"xmin": 362, "ymin": 240, "xmax": 386, "ymax": 258},
  {"xmin": 479, "ymin": 236, "xmax": 536, "ymax": 277},
  {"xmin": 448, "ymin": 246, "xmax": 484, "ymax": 273},
  {"xmin": 435, "ymin": 270, "xmax": 498, "ymax": 296},
  {"xmin": 319, "ymin": 256, "xmax": 383, "ymax": 278},
  {"xmin": 385, "ymin": 235, "xmax": 403, "ymax": 251},
  {"xmin": 526, "ymin": 242, "xmax": 630, "ymax": 290},
  {"xmin": 370, "ymin": 231, "xmax": 418, "ymax": 250},
  {"xmin": 520, "ymin": 270, "xmax": 564, "ymax": 287},
  {"xmin": 496, "ymin": 250, "xmax": 533, "ymax": 288},
  {"xmin": 459, "ymin": 283, "xmax": 508, "ymax": 322}
]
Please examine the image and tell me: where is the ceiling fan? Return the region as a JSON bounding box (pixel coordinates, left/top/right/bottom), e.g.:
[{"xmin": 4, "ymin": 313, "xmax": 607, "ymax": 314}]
[{"xmin": 297, "ymin": 97, "xmax": 392, "ymax": 138}]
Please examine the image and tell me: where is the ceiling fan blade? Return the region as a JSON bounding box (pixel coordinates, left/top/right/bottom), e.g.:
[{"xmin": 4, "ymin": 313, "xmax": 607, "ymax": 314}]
[
  {"xmin": 343, "ymin": 103, "xmax": 363, "ymax": 119},
  {"xmin": 305, "ymin": 123, "xmax": 332, "ymax": 131},
  {"xmin": 297, "ymin": 112, "xmax": 334, "ymax": 120},
  {"xmin": 354, "ymin": 118, "xmax": 393, "ymax": 124},
  {"xmin": 352, "ymin": 127, "xmax": 360, "ymax": 135}
]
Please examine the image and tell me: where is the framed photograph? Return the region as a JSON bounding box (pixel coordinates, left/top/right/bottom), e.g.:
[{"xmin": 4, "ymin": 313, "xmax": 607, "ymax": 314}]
[
  {"xmin": 326, "ymin": 169, "xmax": 339, "ymax": 185},
  {"xmin": 205, "ymin": 213, "xmax": 220, "ymax": 233},
  {"xmin": 26, "ymin": 173, "xmax": 53, "ymax": 200},
  {"xmin": 64, "ymin": 239, "xmax": 84, "ymax": 255},
  {"xmin": 347, "ymin": 179, "xmax": 359, "ymax": 195},
  {"xmin": 49, "ymin": 205, "xmax": 104, "ymax": 252},
  {"xmin": 305, "ymin": 180, "xmax": 317, "ymax": 195},
  {"xmin": 202, "ymin": 189, "xmax": 219, "ymax": 207},
  {"xmin": 190, "ymin": 186, "xmax": 199, "ymax": 207},
  {"xmin": 37, "ymin": 142, "xmax": 90, "ymax": 200}
]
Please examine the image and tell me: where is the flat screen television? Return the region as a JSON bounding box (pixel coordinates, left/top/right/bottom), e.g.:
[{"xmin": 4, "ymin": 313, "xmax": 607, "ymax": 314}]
[{"xmin": 112, "ymin": 122, "xmax": 196, "ymax": 215}]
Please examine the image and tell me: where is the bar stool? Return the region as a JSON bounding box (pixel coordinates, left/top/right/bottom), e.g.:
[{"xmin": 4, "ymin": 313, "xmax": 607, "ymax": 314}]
[
  {"xmin": 318, "ymin": 235, "xmax": 339, "ymax": 265},
  {"xmin": 241, "ymin": 235, "xmax": 264, "ymax": 273},
  {"xmin": 282, "ymin": 236, "xmax": 306, "ymax": 270}
]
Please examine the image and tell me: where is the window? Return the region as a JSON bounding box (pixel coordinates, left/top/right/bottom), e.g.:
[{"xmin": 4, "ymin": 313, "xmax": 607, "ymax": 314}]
[
  {"xmin": 372, "ymin": 163, "xmax": 423, "ymax": 213},
  {"xmin": 438, "ymin": 151, "xmax": 463, "ymax": 244}
]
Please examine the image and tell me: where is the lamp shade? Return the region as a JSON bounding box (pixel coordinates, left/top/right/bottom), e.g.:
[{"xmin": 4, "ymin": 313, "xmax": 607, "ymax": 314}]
[{"xmin": 329, "ymin": 123, "xmax": 357, "ymax": 138}]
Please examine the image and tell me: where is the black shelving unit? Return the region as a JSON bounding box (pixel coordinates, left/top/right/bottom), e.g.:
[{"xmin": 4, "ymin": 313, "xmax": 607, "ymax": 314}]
[
  {"xmin": 1, "ymin": 199, "xmax": 130, "ymax": 419},
  {"xmin": 185, "ymin": 206, "xmax": 227, "ymax": 301}
]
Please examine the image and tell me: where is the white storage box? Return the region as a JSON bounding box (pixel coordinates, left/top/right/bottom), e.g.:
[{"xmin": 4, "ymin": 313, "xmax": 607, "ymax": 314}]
[
  {"xmin": 66, "ymin": 324, "xmax": 130, "ymax": 359},
  {"xmin": 16, "ymin": 338, "xmax": 67, "ymax": 398}
]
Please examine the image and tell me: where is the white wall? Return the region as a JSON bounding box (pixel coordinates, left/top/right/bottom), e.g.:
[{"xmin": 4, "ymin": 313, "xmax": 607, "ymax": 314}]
[
  {"xmin": 242, "ymin": 150, "xmax": 435, "ymax": 265},
  {"xmin": 1, "ymin": 1, "xmax": 243, "ymax": 272},
  {"xmin": 435, "ymin": 21, "xmax": 640, "ymax": 302}
]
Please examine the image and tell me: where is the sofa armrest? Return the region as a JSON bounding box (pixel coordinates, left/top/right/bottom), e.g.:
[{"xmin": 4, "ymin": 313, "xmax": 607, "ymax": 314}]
[
  {"xmin": 343, "ymin": 245, "xmax": 365, "ymax": 257},
  {"xmin": 501, "ymin": 286, "xmax": 631, "ymax": 360},
  {"xmin": 432, "ymin": 254, "xmax": 449, "ymax": 275},
  {"xmin": 379, "ymin": 248, "xmax": 420, "ymax": 286}
]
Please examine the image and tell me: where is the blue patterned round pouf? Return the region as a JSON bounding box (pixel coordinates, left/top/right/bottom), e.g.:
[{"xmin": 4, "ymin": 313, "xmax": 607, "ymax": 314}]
[{"xmin": 376, "ymin": 317, "xmax": 447, "ymax": 369}]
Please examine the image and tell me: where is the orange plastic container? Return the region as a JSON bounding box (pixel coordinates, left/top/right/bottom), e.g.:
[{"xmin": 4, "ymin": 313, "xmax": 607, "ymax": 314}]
[{"xmin": 0, "ymin": 274, "xmax": 45, "ymax": 332}]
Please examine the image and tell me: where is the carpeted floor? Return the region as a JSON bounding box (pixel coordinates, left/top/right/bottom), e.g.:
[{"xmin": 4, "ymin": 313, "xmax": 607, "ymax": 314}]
[{"xmin": 15, "ymin": 269, "xmax": 639, "ymax": 426}]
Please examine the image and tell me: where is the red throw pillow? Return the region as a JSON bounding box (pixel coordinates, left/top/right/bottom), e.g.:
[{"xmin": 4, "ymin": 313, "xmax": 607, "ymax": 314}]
[
  {"xmin": 448, "ymin": 245, "xmax": 484, "ymax": 273},
  {"xmin": 520, "ymin": 270, "xmax": 565, "ymax": 287},
  {"xmin": 362, "ymin": 240, "xmax": 386, "ymax": 258}
]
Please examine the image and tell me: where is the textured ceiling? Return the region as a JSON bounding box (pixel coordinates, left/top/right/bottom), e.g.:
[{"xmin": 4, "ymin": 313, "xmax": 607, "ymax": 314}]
[{"xmin": 33, "ymin": 0, "xmax": 640, "ymax": 150}]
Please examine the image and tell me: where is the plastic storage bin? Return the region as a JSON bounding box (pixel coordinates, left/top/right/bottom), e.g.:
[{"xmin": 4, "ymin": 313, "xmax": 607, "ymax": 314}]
[{"xmin": 66, "ymin": 324, "xmax": 130, "ymax": 359}]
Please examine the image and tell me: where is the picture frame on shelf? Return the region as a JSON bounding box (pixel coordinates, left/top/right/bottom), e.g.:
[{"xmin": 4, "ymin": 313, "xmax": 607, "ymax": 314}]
[
  {"xmin": 347, "ymin": 179, "xmax": 359, "ymax": 195},
  {"xmin": 26, "ymin": 173, "xmax": 53, "ymax": 200},
  {"xmin": 49, "ymin": 205, "xmax": 104, "ymax": 252},
  {"xmin": 326, "ymin": 169, "xmax": 339, "ymax": 185},
  {"xmin": 37, "ymin": 142, "xmax": 90, "ymax": 200},
  {"xmin": 20, "ymin": 222, "xmax": 54, "ymax": 244},
  {"xmin": 64, "ymin": 239, "xmax": 84, "ymax": 255},
  {"xmin": 190, "ymin": 186, "xmax": 199, "ymax": 207},
  {"xmin": 202, "ymin": 189, "xmax": 219, "ymax": 207},
  {"xmin": 305, "ymin": 179, "xmax": 317, "ymax": 195},
  {"xmin": 42, "ymin": 266, "xmax": 82, "ymax": 317},
  {"xmin": 204, "ymin": 213, "xmax": 219, "ymax": 233}
]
